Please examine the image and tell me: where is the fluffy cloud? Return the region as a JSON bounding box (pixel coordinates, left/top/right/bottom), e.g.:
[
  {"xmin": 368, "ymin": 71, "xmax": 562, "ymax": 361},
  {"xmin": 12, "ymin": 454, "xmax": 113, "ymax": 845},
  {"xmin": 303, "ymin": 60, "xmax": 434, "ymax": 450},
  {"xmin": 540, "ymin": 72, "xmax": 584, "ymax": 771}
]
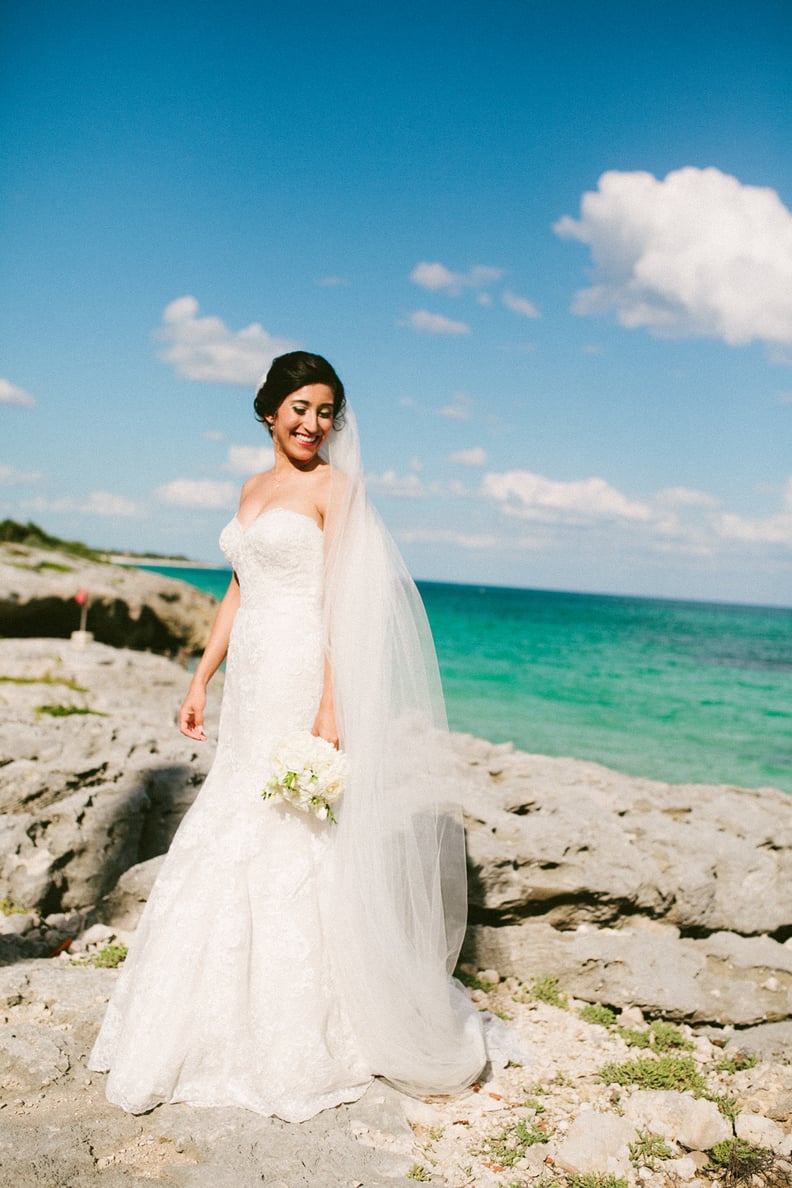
[
  {"xmin": 410, "ymin": 262, "xmax": 504, "ymax": 295},
  {"xmin": 438, "ymin": 392, "xmax": 474, "ymax": 420},
  {"xmin": 555, "ymin": 167, "xmax": 792, "ymax": 346},
  {"xmin": 714, "ymin": 477, "xmax": 792, "ymax": 545},
  {"xmin": 365, "ymin": 471, "xmax": 426, "ymax": 498},
  {"xmin": 483, "ymin": 470, "xmax": 653, "ymax": 524},
  {"xmin": 449, "ymin": 447, "xmax": 487, "ymax": 466},
  {"xmin": 502, "ymin": 290, "xmax": 540, "ymax": 319},
  {"xmin": 224, "ymin": 444, "xmax": 275, "ymax": 475},
  {"xmin": 83, "ymin": 492, "xmax": 140, "ymax": 517},
  {"xmin": 0, "ymin": 378, "xmax": 36, "ymax": 407},
  {"xmin": 157, "ymin": 296, "xmax": 298, "ymax": 384},
  {"xmin": 24, "ymin": 492, "xmax": 139, "ymax": 516},
  {"xmin": 0, "ymin": 463, "xmax": 43, "ymax": 484},
  {"xmin": 407, "ymin": 310, "xmax": 470, "ymax": 336},
  {"xmin": 156, "ymin": 478, "xmax": 237, "ymax": 509}
]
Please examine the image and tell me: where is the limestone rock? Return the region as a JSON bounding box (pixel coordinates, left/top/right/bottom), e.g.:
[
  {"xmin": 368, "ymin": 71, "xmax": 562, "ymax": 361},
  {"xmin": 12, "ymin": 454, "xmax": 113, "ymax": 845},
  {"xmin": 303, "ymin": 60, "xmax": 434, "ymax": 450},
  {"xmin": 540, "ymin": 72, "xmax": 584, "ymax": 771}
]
[
  {"xmin": 622, "ymin": 1089, "xmax": 732, "ymax": 1150},
  {"xmin": 0, "ymin": 541, "xmax": 217, "ymax": 657},
  {"xmin": 457, "ymin": 736, "xmax": 792, "ymax": 938},
  {"xmin": 735, "ymin": 1112, "xmax": 792, "ymax": 1155},
  {"xmin": 98, "ymin": 855, "xmax": 166, "ymax": 929},
  {"xmin": 0, "ymin": 638, "xmax": 219, "ymax": 917},
  {"xmin": 554, "ymin": 1109, "xmax": 637, "ymax": 1177},
  {"xmin": 465, "ymin": 921, "xmax": 792, "ymax": 1026}
]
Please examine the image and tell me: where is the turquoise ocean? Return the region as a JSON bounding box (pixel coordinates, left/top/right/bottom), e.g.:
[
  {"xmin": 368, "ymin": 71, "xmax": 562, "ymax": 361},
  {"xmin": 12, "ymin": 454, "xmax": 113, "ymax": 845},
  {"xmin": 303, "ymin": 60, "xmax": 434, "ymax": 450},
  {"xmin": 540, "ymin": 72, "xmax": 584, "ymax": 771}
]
[{"xmin": 146, "ymin": 565, "xmax": 792, "ymax": 796}]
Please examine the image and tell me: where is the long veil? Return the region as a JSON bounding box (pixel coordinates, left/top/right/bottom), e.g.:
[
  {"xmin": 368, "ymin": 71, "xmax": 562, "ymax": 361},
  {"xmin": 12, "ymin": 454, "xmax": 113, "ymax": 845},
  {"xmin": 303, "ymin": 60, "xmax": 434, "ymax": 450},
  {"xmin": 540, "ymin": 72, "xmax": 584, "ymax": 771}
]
[{"xmin": 321, "ymin": 408, "xmax": 486, "ymax": 1095}]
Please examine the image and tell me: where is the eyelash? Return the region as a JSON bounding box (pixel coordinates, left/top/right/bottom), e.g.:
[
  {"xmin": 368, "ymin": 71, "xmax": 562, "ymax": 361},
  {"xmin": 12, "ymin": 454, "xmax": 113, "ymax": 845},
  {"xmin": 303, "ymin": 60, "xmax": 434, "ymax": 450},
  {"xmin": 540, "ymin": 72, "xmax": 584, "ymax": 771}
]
[{"xmin": 292, "ymin": 407, "xmax": 333, "ymax": 417}]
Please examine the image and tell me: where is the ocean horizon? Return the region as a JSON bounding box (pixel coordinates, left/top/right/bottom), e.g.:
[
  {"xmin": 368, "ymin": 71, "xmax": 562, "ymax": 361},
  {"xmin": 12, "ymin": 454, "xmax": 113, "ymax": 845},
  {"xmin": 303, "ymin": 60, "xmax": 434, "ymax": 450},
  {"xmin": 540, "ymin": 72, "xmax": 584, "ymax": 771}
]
[{"xmin": 143, "ymin": 564, "xmax": 792, "ymax": 797}]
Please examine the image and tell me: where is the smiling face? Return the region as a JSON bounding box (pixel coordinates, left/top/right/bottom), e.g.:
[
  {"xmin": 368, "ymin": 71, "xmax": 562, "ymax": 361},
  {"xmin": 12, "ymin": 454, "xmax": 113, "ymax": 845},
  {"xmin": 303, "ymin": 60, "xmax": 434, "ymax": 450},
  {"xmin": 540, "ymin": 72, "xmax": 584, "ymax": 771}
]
[{"xmin": 267, "ymin": 383, "xmax": 335, "ymax": 465}]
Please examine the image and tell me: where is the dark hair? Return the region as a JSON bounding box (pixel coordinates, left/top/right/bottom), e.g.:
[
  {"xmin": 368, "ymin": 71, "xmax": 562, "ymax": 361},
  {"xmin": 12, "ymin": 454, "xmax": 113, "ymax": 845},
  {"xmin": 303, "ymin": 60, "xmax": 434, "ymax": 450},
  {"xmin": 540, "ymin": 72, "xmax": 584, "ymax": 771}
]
[{"xmin": 254, "ymin": 351, "xmax": 346, "ymax": 435}]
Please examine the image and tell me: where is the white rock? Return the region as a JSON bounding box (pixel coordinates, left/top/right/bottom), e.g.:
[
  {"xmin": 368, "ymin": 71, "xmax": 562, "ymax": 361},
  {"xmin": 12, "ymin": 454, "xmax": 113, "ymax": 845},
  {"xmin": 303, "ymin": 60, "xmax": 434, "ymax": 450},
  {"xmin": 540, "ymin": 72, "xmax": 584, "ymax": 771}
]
[
  {"xmin": 0, "ymin": 912, "xmax": 38, "ymax": 936},
  {"xmin": 665, "ymin": 1155, "xmax": 700, "ymax": 1182},
  {"xmin": 735, "ymin": 1112, "xmax": 792, "ymax": 1155},
  {"xmin": 554, "ymin": 1111, "xmax": 638, "ymax": 1177},
  {"xmin": 68, "ymin": 922, "xmax": 116, "ymax": 953},
  {"xmin": 622, "ymin": 1089, "xmax": 732, "ymax": 1150}
]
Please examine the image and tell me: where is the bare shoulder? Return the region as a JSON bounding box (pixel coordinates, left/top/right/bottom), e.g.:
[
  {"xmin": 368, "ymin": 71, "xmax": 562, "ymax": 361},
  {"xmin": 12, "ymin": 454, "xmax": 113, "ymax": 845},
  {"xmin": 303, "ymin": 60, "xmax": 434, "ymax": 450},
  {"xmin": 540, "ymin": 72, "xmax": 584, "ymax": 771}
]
[
  {"xmin": 239, "ymin": 469, "xmax": 274, "ymax": 509},
  {"xmin": 312, "ymin": 460, "xmax": 334, "ymax": 519}
]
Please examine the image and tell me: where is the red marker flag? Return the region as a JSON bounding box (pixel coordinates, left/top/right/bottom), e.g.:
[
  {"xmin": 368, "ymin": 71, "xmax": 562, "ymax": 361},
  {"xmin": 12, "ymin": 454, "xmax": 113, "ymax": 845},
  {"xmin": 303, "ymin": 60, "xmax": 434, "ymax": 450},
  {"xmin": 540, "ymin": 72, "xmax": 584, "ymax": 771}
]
[{"xmin": 75, "ymin": 589, "xmax": 88, "ymax": 605}]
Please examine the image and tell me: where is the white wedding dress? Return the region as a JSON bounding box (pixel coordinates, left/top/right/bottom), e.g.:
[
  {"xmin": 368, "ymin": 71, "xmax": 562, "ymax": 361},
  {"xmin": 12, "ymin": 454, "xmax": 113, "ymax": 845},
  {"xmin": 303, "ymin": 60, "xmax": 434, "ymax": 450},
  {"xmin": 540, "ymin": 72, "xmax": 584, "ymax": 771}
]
[
  {"xmin": 91, "ymin": 414, "xmax": 490, "ymax": 1120},
  {"xmin": 89, "ymin": 508, "xmax": 374, "ymax": 1120}
]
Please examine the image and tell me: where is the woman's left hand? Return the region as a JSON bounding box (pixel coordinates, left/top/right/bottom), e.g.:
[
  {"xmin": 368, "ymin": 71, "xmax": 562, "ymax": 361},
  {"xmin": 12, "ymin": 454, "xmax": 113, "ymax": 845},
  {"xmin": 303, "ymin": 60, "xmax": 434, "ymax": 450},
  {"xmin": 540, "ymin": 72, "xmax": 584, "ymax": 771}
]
[{"xmin": 311, "ymin": 705, "xmax": 339, "ymax": 749}]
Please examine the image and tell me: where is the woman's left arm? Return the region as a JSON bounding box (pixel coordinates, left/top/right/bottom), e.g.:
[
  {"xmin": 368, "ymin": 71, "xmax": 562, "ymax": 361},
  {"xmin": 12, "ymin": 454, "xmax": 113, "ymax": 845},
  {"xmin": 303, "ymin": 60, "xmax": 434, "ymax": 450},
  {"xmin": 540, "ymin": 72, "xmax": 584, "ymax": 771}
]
[{"xmin": 312, "ymin": 653, "xmax": 339, "ymax": 748}]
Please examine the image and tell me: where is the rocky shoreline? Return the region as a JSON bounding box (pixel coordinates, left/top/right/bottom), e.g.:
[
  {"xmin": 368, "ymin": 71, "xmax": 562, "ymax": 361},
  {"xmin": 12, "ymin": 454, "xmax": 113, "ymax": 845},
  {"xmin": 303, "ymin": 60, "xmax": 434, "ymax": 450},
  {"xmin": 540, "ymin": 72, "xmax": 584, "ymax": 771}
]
[
  {"xmin": 0, "ymin": 541, "xmax": 217, "ymax": 657},
  {"xmin": 1, "ymin": 636, "xmax": 791, "ymax": 1186}
]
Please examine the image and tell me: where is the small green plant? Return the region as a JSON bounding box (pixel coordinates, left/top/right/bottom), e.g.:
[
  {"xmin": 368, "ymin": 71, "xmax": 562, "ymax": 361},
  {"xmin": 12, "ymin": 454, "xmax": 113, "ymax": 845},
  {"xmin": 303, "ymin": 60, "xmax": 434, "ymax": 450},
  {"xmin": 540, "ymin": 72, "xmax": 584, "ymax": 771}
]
[
  {"xmin": 598, "ymin": 1054, "xmax": 706, "ymax": 1094},
  {"xmin": 479, "ymin": 1118, "xmax": 549, "ymax": 1168},
  {"xmin": 716, "ymin": 1050, "xmax": 758, "ymax": 1074},
  {"xmin": 455, "ymin": 967, "xmax": 497, "ymax": 993},
  {"xmin": 524, "ymin": 1096, "xmax": 546, "ymax": 1114},
  {"xmin": 618, "ymin": 1019, "xmax": 693, "ymax": 1052},
  {"xmin": 528, "ymin": 974, "xmax": 567, "ymax": 1008},
  {"xmin": 406, "ymin": 1165, "xmax": 432, "ymax": 1182},
  {"xmin": 567, "ymin": 1175, "xmax": 628, "ymax": 1188},
  {"xmin": 90, "ymin": 943, "xmax": 128, "ymax": 968},
  {"xmin": 36, "ymin": 704, "xmax": 105, "ymax": 718},
  {"xmin": 707, "ymin": 1091, "xmax": 739, "ymax": 1123},
  {"xmin": 0, "ymin": 897, "xmax": 29, "ymax": 915},
  {"xmin": 36, "ymin": 560, "xmax": 75, "ymax": 573},
  {"xmin": 706, "ymin": 1137, "xmax": 779, "ymax": 1186},
  {"xmin": 0, "ymin": 673, "xmax": 88, "ymax": 691},
  {"xmin": 629, "ymin": 1130, "xmax": 673, "ymax": 1170},
  {"xmin": 579, "ymin": 1003, "xmax": 617, "ymax": 1027}
]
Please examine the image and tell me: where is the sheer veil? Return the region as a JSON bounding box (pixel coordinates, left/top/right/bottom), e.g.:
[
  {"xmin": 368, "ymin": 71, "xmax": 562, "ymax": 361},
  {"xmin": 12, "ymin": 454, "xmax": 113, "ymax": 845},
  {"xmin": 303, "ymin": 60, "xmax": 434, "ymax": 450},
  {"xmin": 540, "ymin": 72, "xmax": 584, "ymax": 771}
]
[{"xmin": 321, "ymin": 407, "xmax": 486, "ymax": 1095}]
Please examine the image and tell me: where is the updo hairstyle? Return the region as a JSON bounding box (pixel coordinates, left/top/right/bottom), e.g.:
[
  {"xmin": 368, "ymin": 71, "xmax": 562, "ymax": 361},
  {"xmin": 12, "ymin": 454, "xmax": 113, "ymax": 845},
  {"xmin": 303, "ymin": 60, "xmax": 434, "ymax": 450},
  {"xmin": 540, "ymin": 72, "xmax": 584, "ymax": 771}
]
[{"xmin": 254, "ymin": 351, "xmax": 346, "ymax": 436}]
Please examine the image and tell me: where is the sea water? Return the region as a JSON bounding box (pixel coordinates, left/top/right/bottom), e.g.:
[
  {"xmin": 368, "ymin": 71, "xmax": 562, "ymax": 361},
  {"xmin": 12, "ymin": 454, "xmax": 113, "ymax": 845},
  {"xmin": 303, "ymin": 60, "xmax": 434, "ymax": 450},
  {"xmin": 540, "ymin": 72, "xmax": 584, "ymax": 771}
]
[{"xmin": 145, "ymin": 566, "xmax": 792, "ymax": 796}]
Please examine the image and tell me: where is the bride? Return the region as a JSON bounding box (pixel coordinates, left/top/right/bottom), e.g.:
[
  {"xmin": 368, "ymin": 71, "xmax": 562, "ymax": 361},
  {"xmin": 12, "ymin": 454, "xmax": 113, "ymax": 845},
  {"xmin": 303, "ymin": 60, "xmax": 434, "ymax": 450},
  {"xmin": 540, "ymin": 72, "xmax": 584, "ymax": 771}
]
[{"xmin": 89, "ymin": 351, "xmax": 487, "ymax": 1121}]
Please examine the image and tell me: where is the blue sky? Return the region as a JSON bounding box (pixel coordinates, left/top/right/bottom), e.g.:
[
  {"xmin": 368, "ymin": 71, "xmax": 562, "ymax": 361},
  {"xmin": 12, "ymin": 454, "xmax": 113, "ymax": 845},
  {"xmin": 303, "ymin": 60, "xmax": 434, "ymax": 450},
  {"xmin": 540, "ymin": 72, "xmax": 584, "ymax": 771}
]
[{"xmin": 2, "ymin": 0, "xmax": 791, "ymax": 605}]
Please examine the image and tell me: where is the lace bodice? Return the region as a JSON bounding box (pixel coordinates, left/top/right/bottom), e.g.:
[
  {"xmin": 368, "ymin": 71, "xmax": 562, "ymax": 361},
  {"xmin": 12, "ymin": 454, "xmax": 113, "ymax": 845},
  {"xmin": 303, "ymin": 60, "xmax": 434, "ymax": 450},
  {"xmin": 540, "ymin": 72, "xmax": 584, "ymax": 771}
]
[{"xmin": 219, "ymin": 507, "xmax": 324, "ymax": 614}]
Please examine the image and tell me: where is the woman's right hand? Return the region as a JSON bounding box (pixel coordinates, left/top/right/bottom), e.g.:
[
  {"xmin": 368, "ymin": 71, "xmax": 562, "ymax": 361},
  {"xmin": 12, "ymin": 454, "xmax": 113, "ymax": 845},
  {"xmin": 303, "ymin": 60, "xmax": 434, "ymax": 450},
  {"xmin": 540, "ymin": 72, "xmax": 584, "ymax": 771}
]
[{"xmin": 179, "ymin": 683, "xmax": 208, "ymax": 740}]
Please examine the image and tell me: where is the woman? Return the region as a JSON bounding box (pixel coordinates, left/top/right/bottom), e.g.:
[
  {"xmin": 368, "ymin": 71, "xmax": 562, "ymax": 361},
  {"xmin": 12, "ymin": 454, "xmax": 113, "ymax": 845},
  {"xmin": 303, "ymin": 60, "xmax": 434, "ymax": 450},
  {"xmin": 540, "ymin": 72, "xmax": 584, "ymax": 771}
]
[{"xmin": 89, "ymin": 351, "xmax": 487, "ymax": 1121}]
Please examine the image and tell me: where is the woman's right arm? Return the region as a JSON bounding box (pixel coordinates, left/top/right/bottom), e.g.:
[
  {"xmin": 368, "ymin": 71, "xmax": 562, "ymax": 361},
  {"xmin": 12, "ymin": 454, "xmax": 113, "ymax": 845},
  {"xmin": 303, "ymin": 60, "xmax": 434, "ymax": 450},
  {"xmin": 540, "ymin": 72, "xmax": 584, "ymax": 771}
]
[{"xmin": 178, "ymin": 572, "xmax": 241, "ymax": 740}]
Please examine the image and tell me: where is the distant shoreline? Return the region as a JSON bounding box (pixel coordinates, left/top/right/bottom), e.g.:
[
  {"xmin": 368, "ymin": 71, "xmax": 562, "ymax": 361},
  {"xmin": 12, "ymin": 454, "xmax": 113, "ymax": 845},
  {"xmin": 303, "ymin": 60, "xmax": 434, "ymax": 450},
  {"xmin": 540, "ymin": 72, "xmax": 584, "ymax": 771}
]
[{"xmin": 107, "ymin": 555, "xmax": 223, "ymax": 570}]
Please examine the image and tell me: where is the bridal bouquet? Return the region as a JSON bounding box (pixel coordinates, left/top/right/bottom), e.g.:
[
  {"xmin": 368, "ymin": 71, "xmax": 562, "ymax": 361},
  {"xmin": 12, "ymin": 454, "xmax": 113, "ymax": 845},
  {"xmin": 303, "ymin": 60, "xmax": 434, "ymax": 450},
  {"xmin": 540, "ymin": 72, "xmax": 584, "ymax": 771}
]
[{"xmin": 263, "ymin": 730, "xmax": 346, "ymax": 823}]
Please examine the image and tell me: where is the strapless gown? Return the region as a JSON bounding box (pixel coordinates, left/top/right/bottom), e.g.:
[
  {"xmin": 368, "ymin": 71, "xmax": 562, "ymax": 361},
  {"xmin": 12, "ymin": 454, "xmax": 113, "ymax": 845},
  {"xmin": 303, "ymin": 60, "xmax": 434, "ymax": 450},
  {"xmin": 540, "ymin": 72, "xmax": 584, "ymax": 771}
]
[{"xmin": 89, "ymin": 508, "xmax": 373, "ymax": 1121}]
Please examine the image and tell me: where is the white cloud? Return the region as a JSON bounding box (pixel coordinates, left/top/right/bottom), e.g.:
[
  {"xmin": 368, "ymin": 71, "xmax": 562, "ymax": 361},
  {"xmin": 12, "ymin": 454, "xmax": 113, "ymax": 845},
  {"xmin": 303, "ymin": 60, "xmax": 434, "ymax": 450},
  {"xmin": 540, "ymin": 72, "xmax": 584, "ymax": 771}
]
[
  {"xmin": 714, "ymin": 477, "xmax": 792, "ymax": 545},
  {"xmin": 483, "ymin": 470, "xmax": 653, "ymax": 524},
  {"xmin": 502, "ymin": 290, "xmax": 540, "ymax": 319},
  {"xmin": 0, "ymin": 463, "xmax": 43, "ymax": 484},
  {"xmin": 203, "ymin": 429, "xmax": 226, "ymax": 442},
  {"xmin": 0, "ymin": 378, "xmax": 36, "ymax": 407},
  {"xmin": 84, "ymin": 491, "xmax": 140, "ymax": 517},
  {"xmin": 315, "ymin": 275, "xmax": 349, "ymax": 287},
  {"xmin": 157, "ymin": 296, "xmax": 298, "ymax": 384},
  {"xmin": 438, "ymin": 392, "xmax": 474, "ymax": 420},
  {"xmin": 555, "ymin": 166, "xmax": 792, "ymax": 347},
  {"xmin": 224, "ymin": 444, "xmax": 275, "ymax": 475},
  {"xmin": 410, "ymin": 261, "xmax": 504, "ymax": 295},
  {"xmin": 449, "ymin": 447, "xmax": 487, "ymax": 466},
  {"xmin": 407, "ymin": 310, "xmax": 471, "ymax": 336},
  {"xmin": 23, "ymin": 491, "xmax": 139, "ymax": 516},
  {"xmin": 655, "ymin": 486, "xmax": 720, "ymax": 509},
  {"xmin": 156, "ymin": 478, "xmax": 237, "ymax": 509},
  {"xmin": 396, "ymin": 527, "xmax": 499, "ymax": 549},
  {"xmin": 365, "ymin": 471, "xmax": 426, "ymax": 498}
]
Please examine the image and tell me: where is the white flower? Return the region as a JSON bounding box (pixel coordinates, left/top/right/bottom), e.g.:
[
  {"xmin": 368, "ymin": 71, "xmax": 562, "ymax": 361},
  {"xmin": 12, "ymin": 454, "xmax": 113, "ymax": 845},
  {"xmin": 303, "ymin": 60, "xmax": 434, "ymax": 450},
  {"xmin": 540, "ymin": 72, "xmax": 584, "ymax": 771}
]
[{"xmin": 263, "ymin": 730, "xmax": 346, "ymax": 823}]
